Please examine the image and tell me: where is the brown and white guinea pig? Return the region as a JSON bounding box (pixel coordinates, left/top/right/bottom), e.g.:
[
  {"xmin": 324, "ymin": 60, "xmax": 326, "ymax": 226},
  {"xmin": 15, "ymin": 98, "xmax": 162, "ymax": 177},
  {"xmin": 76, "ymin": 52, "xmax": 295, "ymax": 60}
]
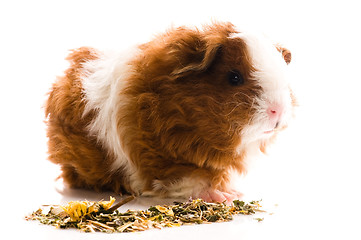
[{"xmin": 45, "ymin": 22, "xmax": 295, "ymax": 203}]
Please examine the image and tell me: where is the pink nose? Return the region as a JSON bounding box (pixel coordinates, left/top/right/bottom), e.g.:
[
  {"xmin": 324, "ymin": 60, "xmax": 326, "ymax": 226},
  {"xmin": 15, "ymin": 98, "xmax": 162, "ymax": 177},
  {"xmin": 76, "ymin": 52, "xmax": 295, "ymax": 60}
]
[{"xmin": 266, "ymin": 104, "xmax": 283, "ymax": 126}]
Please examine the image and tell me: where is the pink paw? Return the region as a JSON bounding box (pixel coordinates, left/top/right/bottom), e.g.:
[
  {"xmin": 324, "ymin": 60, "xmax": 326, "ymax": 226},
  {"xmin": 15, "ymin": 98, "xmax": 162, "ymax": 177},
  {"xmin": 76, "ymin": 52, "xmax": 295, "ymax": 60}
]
[{"xmin": 195, "ymin": 189, "xmax": 243, "ymax": 203}]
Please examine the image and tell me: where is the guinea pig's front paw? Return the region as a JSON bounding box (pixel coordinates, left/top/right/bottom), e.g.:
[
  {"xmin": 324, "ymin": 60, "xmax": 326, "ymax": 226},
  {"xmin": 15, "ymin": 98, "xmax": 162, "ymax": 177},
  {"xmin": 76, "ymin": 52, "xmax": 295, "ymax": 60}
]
[{"xmin": 195, "ymin": 189, "xmax": 243, "ymax": 203}]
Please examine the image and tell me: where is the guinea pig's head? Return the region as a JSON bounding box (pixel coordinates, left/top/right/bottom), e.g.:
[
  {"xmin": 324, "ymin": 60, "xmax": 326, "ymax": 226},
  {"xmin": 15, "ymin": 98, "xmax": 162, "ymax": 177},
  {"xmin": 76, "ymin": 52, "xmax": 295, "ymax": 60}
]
[{"xmin": 133, "ymin": 22, "xmax": 295, "ymax": 170}]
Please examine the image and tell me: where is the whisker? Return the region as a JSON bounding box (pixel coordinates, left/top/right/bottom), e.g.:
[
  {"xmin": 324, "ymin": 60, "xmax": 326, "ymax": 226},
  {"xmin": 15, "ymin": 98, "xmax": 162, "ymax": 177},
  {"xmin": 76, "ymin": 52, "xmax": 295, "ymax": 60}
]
[
  {"xmin": 224, "ymin": 102, "xmax": 249, "ymax": 116},
  {"xmin": 232, "ymin": 91, "xmax": 253, "ymax": 101},
  {"xmin": 247, "ymin": 98, "xmax": 259, "ymax": 125}
]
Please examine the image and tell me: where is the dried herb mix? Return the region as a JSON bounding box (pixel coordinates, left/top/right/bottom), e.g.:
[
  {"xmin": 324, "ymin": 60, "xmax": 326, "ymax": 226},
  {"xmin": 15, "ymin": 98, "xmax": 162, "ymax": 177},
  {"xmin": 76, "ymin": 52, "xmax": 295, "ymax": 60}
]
[{"xmin": 26, "ymin": 196, "xmax": 263, "ymax": 233}]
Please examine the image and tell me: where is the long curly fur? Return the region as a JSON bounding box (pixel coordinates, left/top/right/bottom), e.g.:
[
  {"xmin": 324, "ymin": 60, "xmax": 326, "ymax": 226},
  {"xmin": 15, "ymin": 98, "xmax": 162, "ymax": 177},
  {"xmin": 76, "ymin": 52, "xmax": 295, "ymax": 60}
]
[{"xmin": 45, "ymin": 22, "xmax": 295, "ymax": 202}]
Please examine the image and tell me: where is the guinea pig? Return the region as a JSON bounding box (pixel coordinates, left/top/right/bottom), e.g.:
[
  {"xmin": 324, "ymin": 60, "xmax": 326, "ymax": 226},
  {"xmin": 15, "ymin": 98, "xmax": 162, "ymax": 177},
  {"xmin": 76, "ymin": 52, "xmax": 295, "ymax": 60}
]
[{"xmin": 45, "ymin": 22, "xmax": 295, "ymax": 203}]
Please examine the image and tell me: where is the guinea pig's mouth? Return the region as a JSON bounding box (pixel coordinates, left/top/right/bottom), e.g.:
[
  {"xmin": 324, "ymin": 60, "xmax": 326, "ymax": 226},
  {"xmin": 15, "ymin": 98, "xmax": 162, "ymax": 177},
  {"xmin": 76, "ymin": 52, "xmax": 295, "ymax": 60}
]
[{"xmin": 263, "ymin": 122, "xmax": 280, "ymax": 134}]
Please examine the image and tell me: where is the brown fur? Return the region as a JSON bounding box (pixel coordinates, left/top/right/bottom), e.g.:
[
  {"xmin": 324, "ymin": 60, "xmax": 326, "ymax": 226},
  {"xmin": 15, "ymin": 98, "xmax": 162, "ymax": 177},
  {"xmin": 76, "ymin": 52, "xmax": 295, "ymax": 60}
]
[
  {"xmin": 45, "ymin": 47, "xmax": 130, "ymax": 194},
  {"xmin": 46, "ymin": 23, "xmax": 292, "ymax": 198}
]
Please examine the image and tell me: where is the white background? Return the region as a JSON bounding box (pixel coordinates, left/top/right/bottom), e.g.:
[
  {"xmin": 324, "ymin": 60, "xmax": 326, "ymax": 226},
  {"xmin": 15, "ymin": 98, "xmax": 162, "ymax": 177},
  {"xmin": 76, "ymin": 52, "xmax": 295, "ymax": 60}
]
[{"xmin": 1, "ymin": 0, "xmax": 361, "ymax": 239}]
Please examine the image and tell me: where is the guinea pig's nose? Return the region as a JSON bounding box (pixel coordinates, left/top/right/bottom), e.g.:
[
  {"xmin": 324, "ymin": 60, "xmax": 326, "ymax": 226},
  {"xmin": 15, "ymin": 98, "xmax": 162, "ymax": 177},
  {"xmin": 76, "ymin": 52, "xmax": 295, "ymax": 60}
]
[{"xmin": 266, "ymin": 104, "xmax": 283, "ymax": 123}]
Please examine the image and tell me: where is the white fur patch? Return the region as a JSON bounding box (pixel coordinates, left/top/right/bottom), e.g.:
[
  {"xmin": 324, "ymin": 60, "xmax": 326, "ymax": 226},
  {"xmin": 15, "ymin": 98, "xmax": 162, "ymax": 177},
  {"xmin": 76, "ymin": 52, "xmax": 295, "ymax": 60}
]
[
  {"xmin": 81, "ymin": 47, "xmax": 139, "ymax": 176},
  {"xmin": 231, "ymin": 31, "xmax": 293, "ymax": 145}
]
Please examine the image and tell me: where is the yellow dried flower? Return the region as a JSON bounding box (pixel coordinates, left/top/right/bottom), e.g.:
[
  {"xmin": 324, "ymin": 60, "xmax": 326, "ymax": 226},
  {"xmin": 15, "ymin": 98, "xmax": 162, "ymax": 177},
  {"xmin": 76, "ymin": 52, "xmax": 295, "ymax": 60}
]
[
  {"xmin": 99, "ymin": 196, "xmax": 115, "ymax": 210},
  {"xmin": 61, "ymin": 197, "xmax": 115, "ymax": 221},
  {"xmin": 61, "ymin": 201, "xmax": 88, "ymax": 221}
]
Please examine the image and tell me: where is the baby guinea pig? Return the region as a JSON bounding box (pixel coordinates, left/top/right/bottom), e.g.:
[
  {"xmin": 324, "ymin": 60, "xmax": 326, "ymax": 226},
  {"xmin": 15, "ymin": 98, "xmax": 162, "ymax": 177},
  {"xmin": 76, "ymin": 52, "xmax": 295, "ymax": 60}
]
[{"xmin": 45, "ymin": 22, "xmax": 295, "ymax": 203}]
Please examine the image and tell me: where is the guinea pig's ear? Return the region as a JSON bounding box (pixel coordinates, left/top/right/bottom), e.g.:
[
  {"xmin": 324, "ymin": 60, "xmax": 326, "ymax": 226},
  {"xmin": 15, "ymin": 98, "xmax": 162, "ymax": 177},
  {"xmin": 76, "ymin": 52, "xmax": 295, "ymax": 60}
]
[
  {"xmin": 170, "ymin": 22, "xmax": 236, "ymax": 76},
  {"xmin": 171, "ymin": 42, "xmax": 222, "ymax": 76},
  {"xmin": 275, "ymin": 44, "xmax": 292, "ymax": 64}
]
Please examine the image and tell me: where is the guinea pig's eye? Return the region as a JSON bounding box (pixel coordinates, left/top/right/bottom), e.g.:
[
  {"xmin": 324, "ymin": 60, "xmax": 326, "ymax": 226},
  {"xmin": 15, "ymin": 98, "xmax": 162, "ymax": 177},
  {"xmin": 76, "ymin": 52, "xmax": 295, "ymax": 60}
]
[{"xmin": 227, "ymin": 70, "xmax": 244, "ymax": 86}]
